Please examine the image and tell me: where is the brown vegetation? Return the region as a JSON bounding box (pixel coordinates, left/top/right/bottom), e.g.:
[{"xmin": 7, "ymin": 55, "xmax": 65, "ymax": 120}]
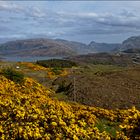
[{"xmin": 53, "ymin": 65, "xmax": 140, "ymax": 110}]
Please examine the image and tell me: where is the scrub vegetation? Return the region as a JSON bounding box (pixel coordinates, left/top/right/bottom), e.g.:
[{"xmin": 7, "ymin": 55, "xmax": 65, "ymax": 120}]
[{"xmin": 0, "ymin": 60, "xmax": 140, "ymax": 139}]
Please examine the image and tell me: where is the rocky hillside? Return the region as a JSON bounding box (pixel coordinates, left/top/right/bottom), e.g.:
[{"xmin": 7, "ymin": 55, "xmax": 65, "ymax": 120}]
[
  {"xmin": 88, "ymin": 41, "xmax": 121, "ymax": 53},
  {"xmin": 55, "ymin": 39, "xmax": 89, "ymax": 54},
  {"xmin": 0, "ymin": 38, "xmax": 121, "ymax": 57},
  {"xmin": 121, "ymin": 36, "xmax": 140, "ymax": 51},
  {"xmin": 68, "ymin": 53, "xmax": 134, "ymax": 66},
  {"xmin": 0, "ymin": 38, "xmax": 78, "ymax": 57},
  {"xmin": 1, "ymin": 36, "xmax": 140, "ymax": 58}
]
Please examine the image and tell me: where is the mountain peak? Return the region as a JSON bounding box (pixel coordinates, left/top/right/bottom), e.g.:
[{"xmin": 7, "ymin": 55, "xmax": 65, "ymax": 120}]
[{"xmin": 121, "ymin": 36, "xmax": 140, "ymax": 51}]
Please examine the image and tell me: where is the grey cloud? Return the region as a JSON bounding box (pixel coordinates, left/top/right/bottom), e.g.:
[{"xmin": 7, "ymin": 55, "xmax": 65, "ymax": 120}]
[
  {"xmin": 23, "ymin": 7, "xmax": 46, "ymax": 19},
  {"xmin": 120, "ymin": 9, "xmax": 136, "ymax": 17},
  {"xmin": 50, "ymin": 10, "xmax": 140, "ymax": 36},
  {"xmin": 0, "ymin": 26, "xmax": 11, "ymax": 32},
  {"xmin": 0, "ymin": 34, "xmax": 26, "ymax": 39},
  {"xmin": 25, "ymin": 9, "xmax": 140, "ymax": 37},
  {"xmin": 24, "ymin": 31, "xmax": 65, "ymax": 39},
  {"xmin": 0, "ymin": 1, "xmax": 23, "ymax": 12},
  {"xmin": 57, "ymin": 10, "xmax": 140, "ymax": 28},
  {"xmin": 0, "ymin": 2, "xmax": 46, "ymax": 21},
  {"xmin": 73, "ymin": 27, "xmax": 140, "ymax": 35},
  {"xmin": 0, "ymin": 18, "xmax": 10, "ymax": 23},
  {"xmin": 31, "ymin": 7, "xmax": 46, "ymax": 18},
  {"xmin": 1, "ymin": 1, "xmax": 140, "ymax": 43}
]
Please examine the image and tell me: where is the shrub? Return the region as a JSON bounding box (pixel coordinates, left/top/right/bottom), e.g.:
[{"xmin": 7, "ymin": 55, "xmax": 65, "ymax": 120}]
[
  {"xmin": 36, "ymin": 59, "xmax": 77, "ymax": 68},
  {"xmin": 1, "ymin": 68, "xmax": 24, "ymax": 84},
  {"xmin": 51, "ymin": 67, "xmax": 62, "ymax": 75}
]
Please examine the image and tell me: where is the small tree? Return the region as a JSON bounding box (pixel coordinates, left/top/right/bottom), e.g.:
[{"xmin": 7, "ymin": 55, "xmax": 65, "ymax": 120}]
[{"xmin": 1, "ymin": 68, "xmax": 24, "ymax": 84}]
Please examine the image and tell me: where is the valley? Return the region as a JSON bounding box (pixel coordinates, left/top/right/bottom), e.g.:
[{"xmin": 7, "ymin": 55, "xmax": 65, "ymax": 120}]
[{"xmin": 0, "ymin": 35, "xmax": 140, "ymax": 139}]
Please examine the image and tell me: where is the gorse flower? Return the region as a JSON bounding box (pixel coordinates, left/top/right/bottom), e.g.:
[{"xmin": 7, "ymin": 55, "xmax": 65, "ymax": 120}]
[{"xmin": 0, "ymin": 75, "xmax": 140, "ymax": 139}]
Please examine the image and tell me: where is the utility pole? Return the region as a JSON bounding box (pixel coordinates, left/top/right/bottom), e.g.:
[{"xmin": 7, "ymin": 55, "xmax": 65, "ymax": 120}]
[
  {"xmin": 71, "ymin": 67, "xmax": 76, "ymax": 102},
  {"xmin": 73, "ymin": 76, "xmax": 76, "ymax": 102}
]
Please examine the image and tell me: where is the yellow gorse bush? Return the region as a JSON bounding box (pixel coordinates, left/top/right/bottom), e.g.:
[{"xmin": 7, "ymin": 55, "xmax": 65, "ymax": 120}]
[
  {"xmin": 18, "ymin": 62, "xmax": 68, "ymax": 79},
  {"xmin": 19, "ymin": 62, "xmax": 47, "ymax": 71},
  {"xmin": 0, "ymin": 75, "xmax": 140, "ymax": 139}
]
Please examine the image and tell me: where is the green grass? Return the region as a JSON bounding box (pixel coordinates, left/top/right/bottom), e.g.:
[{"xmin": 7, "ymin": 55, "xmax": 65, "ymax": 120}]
[
  {"xmin": 36, "ymin": 59, "xmax": 77, "ymax": 68},
  {"xmin": 95, "ymin": 119, "xmax": 121, "ymax": 138},
  {"xmin": 52, "ymin": 92, "xmax": 69, "ymax": 101},
  {"xmin": 76, "ymin": 64, "xmax": 125, "ymax": 77},
  {"xmin": 1, "ymin": 67, "xmax": 25, "ymax": 84}
]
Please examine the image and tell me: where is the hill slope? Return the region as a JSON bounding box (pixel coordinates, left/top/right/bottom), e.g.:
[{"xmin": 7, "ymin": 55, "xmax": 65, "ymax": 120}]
[
  {"xmin": 68, "ymin": 53, "xmax": 134, "ymax": 66},
  {"xmin": 1, "ymin": 35, "xmax": 140, "ymax": 58},
  {"xmin": 0, "ymin": 38, "xmax": 121, "ymax": 58},
  {"xmin": 1, "ymin": 73, "xmax": 140, "ymax": 139},
  {"xmin": 120, "ymin": 36, "xmax": 140, "ymax": 51},
  {"xmin": 0, "ymin": 38, "xmax": 77, "ymax": 57},
  {"xmin": 88, "ymin": 41, "xmax": 121, "ymax": 53}
]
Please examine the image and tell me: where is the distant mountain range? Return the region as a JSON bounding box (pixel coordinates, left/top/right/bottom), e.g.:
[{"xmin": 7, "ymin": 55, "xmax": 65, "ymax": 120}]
[
  {"xmin": 68, "ymin": 36, "xmax": 140, "ymax": 66},
  {"xmin": 0, "ymin": 38, "xmax": 77, "ymax": 57},
  {"xmin": 0, "ymin": 36, "xmax": 140, "ymax": 57},
  {"xmin": 88, "ymin": 41, "xmax": 121, "ymax": 53},
  {"xmin": 121, "ymin": 36, "xmax": 140, "ymax": 51}
]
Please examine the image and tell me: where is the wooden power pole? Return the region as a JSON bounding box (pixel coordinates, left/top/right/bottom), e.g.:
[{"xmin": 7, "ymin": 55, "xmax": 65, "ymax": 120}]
[{"xmin": 73, "ymin": 76, "xmax": 76, "ymax": 101}]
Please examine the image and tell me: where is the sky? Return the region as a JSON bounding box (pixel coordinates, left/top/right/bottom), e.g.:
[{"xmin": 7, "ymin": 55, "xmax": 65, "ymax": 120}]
[{"xmin": 0, "ymin": 1, "xmax": 140, "ymax": 44}]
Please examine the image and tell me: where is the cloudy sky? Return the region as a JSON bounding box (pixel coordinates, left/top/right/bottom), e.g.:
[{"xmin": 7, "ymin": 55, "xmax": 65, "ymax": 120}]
[{"xmin": 0, "ymin": 1, "xmax": 140, "ymax": 44}]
